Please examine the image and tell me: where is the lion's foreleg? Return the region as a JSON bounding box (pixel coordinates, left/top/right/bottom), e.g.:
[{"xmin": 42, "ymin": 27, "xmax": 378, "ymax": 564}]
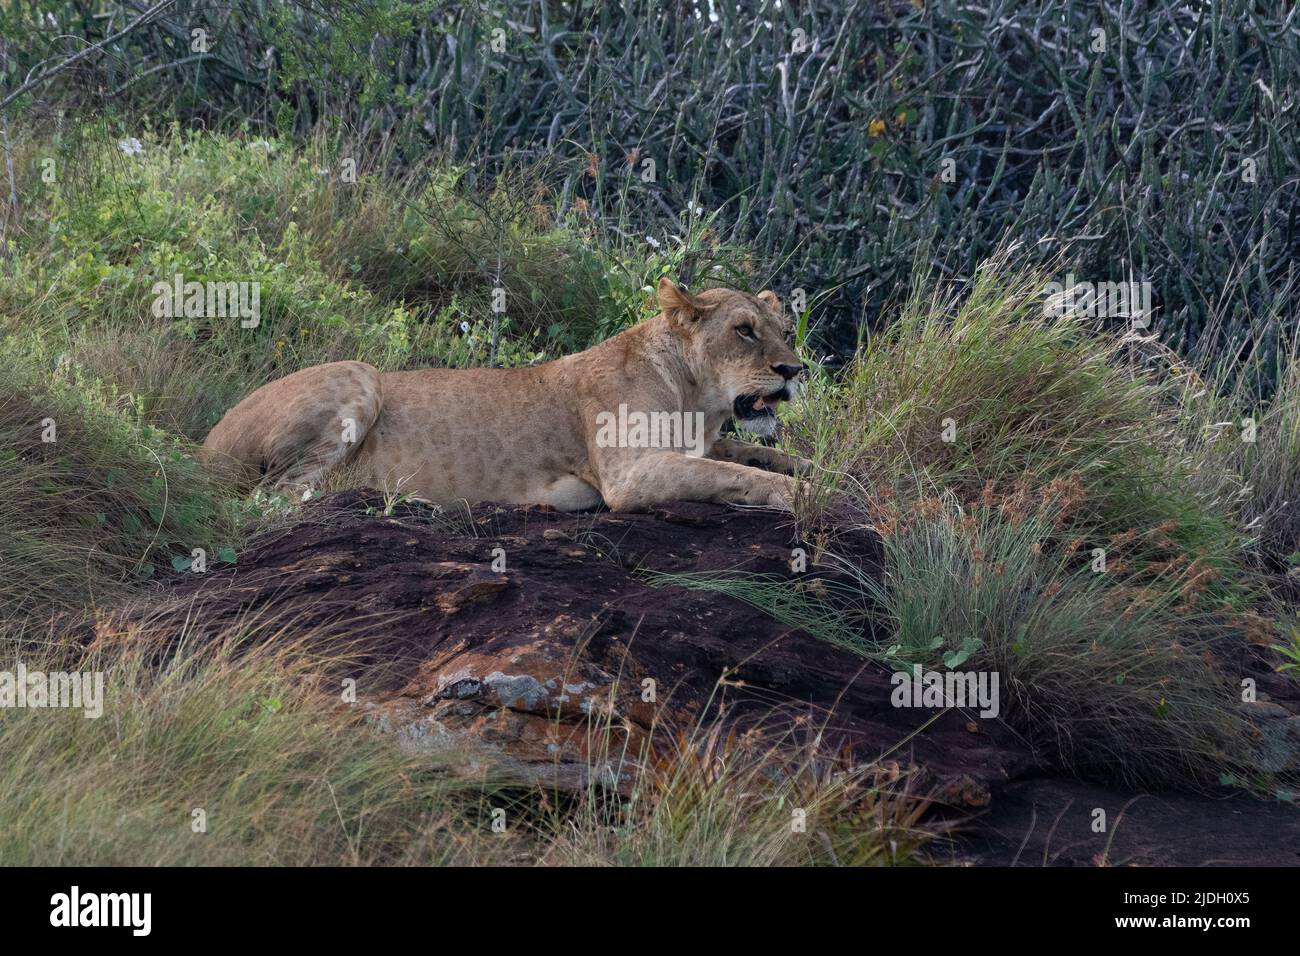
[
  {"xmin": 600, "ymin": 452, "xmax": 799, "ymax": 512},
  {"xmin": 708, "ymin": 437, "xmax": 814, "ymax": 476}
]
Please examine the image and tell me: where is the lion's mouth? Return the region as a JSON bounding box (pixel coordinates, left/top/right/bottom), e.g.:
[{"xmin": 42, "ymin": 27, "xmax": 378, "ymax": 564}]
[{"xmin": 733, "ymin": 386, "xmax": 790, "ymax": 421}]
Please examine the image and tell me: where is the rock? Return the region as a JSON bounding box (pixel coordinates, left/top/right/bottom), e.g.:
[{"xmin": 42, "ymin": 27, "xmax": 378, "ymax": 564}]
[
  {"xmin": 1247, "ymin": 712, "xmax": 1300, "ymax": 774},
  {"xmin": 83, "ymin": 489, "xmax": 1300, "ymax": 863},
  {"xmin": 91, "ymin": 489, "xmax": 1037, "ymax": 802},
  {"xmin": 1241, "ymin": 699, "xmax": 1292, "ymax": 721}
]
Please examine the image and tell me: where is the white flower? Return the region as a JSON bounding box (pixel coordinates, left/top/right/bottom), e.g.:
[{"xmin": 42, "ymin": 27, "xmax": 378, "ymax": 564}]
[
  {"xmin": 300, "ymin": 488, "xmax": 313, "ymax": 502},
  {"xmin": 459, "ymin": 321, "xmax": 470, "ymax": 333},
  {"xmin": 117, "ymin": 138, "xmax": 144, "ymax": 156},
  {"xmin": 685, "ymin": 201, "xmax": 704, "ymax": 216},
  {"xmin": 646, "ymin": 235, "xmax": 660, "ymax": 249},
  {"xmin": 248, "ymin": 140, "xmax": 274, "ymax": 153},
  {"xmin": 315, "ymin": 166, "xmax": 329, "ymax": 176}
]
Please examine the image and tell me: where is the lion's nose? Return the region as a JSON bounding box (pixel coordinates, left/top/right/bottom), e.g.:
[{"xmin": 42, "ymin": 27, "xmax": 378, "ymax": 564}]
[{"xmin": 772, "ymin": 362, "xmax": 805, "ymax": 381}]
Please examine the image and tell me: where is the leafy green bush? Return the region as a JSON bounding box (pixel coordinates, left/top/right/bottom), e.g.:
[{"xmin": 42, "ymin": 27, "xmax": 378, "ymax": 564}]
[
  {"xmin": 5, "ymin": 1, "xmax": 1295, "ymax": 378},
  {"xmin": 0, "ymin": 126, "xmax": 632, "ymax": 438},
  {"xmin": 794, "ymin": 255, "xmax": 1239, "ymax": 577}
]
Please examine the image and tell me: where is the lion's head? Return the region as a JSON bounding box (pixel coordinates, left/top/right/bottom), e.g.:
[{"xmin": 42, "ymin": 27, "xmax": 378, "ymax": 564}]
[{"xmin": 656, "ymin": 278, "xmax": 805, "ymax": 437}]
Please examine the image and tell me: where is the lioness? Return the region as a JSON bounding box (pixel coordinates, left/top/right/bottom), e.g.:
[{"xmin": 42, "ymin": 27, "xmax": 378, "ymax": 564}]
[{"xmin": 202, "ymin": 278, "xmax": 811, "ymax": 512}]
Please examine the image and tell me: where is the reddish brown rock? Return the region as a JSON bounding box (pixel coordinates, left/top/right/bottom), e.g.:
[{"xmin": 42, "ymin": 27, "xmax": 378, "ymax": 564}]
[
  {"xmin": 106, "ymin": 490, "xmax": 1035, "ymax": 801},
  {"xmin": 89, "ymin": 490, "xmax": 1300, "ymax": 863}
]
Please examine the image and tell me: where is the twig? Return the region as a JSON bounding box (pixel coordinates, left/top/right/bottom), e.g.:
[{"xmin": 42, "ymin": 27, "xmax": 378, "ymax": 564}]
[
  {"xmin": 0, "ymin": 0, "xmax": 179, "ymax": 112},
  {"xmin": 0, "ymin": 112, "xmax": 16, "ymax": 250}
]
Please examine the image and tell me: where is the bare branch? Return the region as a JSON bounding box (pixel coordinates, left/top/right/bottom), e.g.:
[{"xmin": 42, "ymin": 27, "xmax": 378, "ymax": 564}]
[{"xmin": 0, "ymin": 0, "xmax": 178, "ymax": 112}]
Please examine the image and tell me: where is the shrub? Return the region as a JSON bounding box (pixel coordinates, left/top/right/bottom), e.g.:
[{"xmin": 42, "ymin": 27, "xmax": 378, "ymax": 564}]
[
  {"xmin": 6, "ymin": 1, "xmax": 1295, "ymax": 373},
  {"xmin": 849, "ymin": 495, "xmax": 1249, "ymax": 787},
  {"xmin": 793, "ymin": 255, "xmax": 1239, "ymax": 578},
  {"xmin": 0, "ymin": 126, "xmax": 626, "ymax": 438},
  {"xmin": 779, "ymin": 257, "xmax": 1292, "ymax": 786}
]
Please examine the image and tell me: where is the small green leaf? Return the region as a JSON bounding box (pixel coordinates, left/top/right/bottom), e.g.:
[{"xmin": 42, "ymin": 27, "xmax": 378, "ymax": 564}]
[{"xmin": 942, "ymin": 637, "xmax": 982, "ymax": 669}]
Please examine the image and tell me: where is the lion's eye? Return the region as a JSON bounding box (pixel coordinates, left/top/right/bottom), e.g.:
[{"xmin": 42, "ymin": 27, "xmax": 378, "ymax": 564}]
[{"xmin": 736, "ymin": 324, "xmax": 755, "ymax": 340}]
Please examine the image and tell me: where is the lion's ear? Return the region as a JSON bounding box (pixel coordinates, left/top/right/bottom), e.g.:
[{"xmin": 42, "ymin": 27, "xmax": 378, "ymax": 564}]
[
  {"xmin": 658, "ymin": 277, "xmax": 707, "ymax": 331},
  {"xmin": 658, "ymin": 277, "xmax": 701, "ymax": 313},
  {"xmin": 757, "ymin": 290, "xmax": 783, "ymax": 313}
]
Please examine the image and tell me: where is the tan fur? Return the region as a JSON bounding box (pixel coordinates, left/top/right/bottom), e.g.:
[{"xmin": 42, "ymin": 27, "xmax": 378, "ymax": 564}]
[{"xmin": 202, "ymin": 279, "xmax": 812, "ymax": 512}]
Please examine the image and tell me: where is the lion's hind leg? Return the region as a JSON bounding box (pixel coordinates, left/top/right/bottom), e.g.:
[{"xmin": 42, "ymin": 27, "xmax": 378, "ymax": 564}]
[
  {"xmin": 202, "ymin": 360, "xmax": 383, "ymax": 492},
  {"xmin": 266, "ymin": 364, "xmax": 383, "ymax": 491}
]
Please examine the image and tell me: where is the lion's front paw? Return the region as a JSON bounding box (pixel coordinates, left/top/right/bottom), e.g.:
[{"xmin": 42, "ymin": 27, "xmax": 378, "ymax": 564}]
[
  {"xmin": 763, "ymin": 474, "xmax": 807, "ymax": 512},
  {"xmin": 756, "ymin": 452, "xmax": 815, "ymax": 476},
  {"xmin": 787, "ymin": 454, "xmax": 816, "ymax": 476}
]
